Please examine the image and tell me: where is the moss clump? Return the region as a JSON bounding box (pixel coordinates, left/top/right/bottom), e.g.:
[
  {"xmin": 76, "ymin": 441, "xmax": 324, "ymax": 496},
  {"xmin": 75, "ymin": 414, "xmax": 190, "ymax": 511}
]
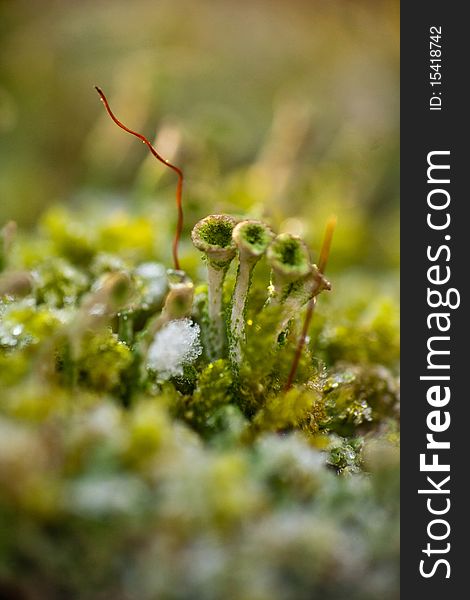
[
  {"xmin": 316, "ymin": 296, "xmax": 399, "ymax": 368},
  {"xmin": 252, "ymin": 387, "xmax": 323, "ymax": 433},
  {"xmin": 184, "ymin": 359, "xmax": 234, "ymax": 435},
  {"xmin": 0, "ymin": 210, "xmax": 399, "ymax": 600},
  {"xmin": 122, "ymin": 399, "xmax": 172, "ymax": 470},
  {"xmin": 75, "ymin": 329, "xmax": 133, "ymax": 395},
  {"xmin": 322, "ymin": 363, "xmax": 399, "ymax": 437},
  {"xmin": 40, "ymin": 207, "xmax": 97, "ymax": 267},
  {"xmin": 326, "ymin": 435, "xmax": 364, "ymax": 474},
  {"xmin": 0, "ymin": 299, "xmax": 63, "ymax": 350},
  {"xmin": 34, "ymin": 257, "xmax": 89, "ymax": 308}
]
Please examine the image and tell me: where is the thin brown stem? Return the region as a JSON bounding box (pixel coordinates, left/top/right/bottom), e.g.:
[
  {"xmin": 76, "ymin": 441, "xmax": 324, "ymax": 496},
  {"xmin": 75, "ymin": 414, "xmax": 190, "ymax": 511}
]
[
  {"xmin": 318, "ymin": 216, "xmax": 337, "ymax": 273},
  {"xmin": 95, "ymin": 86, "xmax": 184, "ymax": 270}
]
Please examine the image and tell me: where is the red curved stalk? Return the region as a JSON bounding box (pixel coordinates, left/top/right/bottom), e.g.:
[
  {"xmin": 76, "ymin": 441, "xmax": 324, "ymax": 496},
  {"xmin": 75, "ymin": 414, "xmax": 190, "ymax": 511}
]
[
  {"xmin": 95, "ymin": 86, "xmax": 184, "ymax": 270},
  {"xmin": 284, "ymin": 216, "xmax": 336, "ymax": 391}
]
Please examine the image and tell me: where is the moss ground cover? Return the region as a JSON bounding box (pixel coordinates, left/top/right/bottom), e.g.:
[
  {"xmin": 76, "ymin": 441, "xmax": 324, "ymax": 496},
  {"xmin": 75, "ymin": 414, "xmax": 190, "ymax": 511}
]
[
  {"xmin": 0, "ymin": 2, "xmax": 399, "ymax": 596},
  {"xmin": 0, "ymin": 204, "xmax": 399, "ymax": 599}
]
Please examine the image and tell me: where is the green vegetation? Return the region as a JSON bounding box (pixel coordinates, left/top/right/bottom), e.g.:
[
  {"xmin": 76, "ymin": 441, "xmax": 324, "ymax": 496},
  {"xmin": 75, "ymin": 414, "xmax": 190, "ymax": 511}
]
[
  {"xmin": 0, "ymin": 1, "xmax": 398, "ymax": 597},
  {"xmin": 0, "ymin": 207, "xmax": 399, "ymax": 599}
]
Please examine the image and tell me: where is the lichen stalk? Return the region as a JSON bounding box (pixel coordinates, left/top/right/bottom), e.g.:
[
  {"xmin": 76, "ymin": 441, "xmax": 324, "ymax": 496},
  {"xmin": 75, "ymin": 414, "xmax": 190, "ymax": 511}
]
[
  {"xmin": 275, "ymin": 265, "xmax": 331, "ymax": 337},
  {"xmin": 191, "ymin": 215, "xmax": 237, "ymax": 360},
  {"xmin": 229, "ymin": 258, "xmax": 252, "ymax": 365},
  {"xmin": 229, "ymin": 220, "xmax": 274, "ymax": 366},
  {"xmin": 284, "ymin": 215, "xmax": 336, "ymax": 390},
  {"xmin": 266, "ymin": 233, "xmax": 311, "ymax": 305},
  {"xmin": 207, "ymin": 262, "xmax": 229, "ymax": 361}
]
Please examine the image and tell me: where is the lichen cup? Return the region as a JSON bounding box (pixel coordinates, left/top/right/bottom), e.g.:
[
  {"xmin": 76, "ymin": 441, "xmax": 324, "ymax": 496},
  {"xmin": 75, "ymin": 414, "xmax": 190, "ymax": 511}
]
[
  {"xmin": 191, "ymin": 214, "xmax": 237, "ymax": 360},
  {"xmin": 229, "ymin": 220, "xmax": 274, "ymax": 365}
]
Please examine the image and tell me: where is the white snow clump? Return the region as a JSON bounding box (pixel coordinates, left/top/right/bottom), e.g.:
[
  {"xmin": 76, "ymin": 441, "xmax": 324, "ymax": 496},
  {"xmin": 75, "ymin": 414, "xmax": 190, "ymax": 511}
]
[{"xmin": 147, "ymin": 318, "xmax": 202, "ymax": 380}]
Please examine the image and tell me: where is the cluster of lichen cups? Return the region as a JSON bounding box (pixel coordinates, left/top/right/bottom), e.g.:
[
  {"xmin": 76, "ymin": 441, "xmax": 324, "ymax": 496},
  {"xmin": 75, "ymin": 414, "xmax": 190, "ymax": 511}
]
[
  {"xmin": 1, "ymin": 214, "xmax": 330, "ymax": 382},
  {"xmin": 191, "ymin": 214, "xmax": 331, "ymax": 368}
]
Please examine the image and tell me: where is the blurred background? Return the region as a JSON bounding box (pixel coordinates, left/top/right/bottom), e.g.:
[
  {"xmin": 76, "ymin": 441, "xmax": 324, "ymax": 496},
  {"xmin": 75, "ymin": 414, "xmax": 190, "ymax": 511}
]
[{"xmin": 0, "ymin": 0, "xmax": 399, "ymax": 272}]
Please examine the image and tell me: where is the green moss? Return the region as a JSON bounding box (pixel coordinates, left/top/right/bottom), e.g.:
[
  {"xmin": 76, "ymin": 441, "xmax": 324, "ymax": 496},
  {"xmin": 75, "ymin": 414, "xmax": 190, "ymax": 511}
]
[
  {"xmin": 34, "ymin": 257, "xmax": 89, "ymax": 308},
  {"xmin": 97, "ymin": 213, "xmax": 156, "ymax": 260},
  {"xmin": 1, "ymin": 382, "xmax": 98, "ymax": 422},
  {"xmin": 122, "ymin": 399, "xmax": 172, "ymax": 470},
  {"xmin": 41, "ymin": 207, "xmax": 97, "ymax": 266},
  {"xmin": 322, "ymin": 364, "xmax": 399, "ymax": 437},
  {"xmin": 314, "ymin": 295, "xmax": 399, "ymax": 368},
  {"xmin": 0, "ymin": 352, "xmax": 30, "ymax": 387},
  {"xmin": 0, "ymin": 300, "xmax": 63, "ymax": 350},
  {"xmin": 237, "ymin": 304, "xmax": 284, "ymax": 414},
  {"xmin": 255, "ymin": 434, "xmax": 324, "ymax": 502},
  {"xmin": 75, "ymin": 329, "xmax": 133, "ymax": 395},
  {"xmin": 237, "ymin": 301, "xmax": 318, "ymax": 415},
  {"xmin": 252, "ymin": 387, "xmax": 322, "ymax": 433},
  {"xmin": 185, "ymin": 359, "xmax": 234, "ymax": 434},
  {"xmin": 0, "ymin": 209, "xmax": 399, "ymax": 600},
  {"xmin": 326, "ymin": 436, "xmax": 363, "ymax": 474}
]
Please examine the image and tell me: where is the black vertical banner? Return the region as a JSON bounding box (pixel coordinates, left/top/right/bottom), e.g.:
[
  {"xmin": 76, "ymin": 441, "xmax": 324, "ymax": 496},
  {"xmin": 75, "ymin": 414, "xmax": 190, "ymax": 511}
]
[{"xmin": 401, "ymin": 2, "xmax": 468, "ymax": 596}]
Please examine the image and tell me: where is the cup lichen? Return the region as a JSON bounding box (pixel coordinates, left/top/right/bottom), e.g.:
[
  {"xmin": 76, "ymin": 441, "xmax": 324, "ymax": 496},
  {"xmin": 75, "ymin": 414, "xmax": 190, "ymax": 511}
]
[
  {"xmin": 266, "ymin": 233, "xmax": 311, "ymax": 303},
  {"xmin": 192, "ymin": 214, "xmax": 237, "ymax": 360},
  {"xmin": 229, "ymin": 220, "xmax": 274, "ymax": 366}
]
